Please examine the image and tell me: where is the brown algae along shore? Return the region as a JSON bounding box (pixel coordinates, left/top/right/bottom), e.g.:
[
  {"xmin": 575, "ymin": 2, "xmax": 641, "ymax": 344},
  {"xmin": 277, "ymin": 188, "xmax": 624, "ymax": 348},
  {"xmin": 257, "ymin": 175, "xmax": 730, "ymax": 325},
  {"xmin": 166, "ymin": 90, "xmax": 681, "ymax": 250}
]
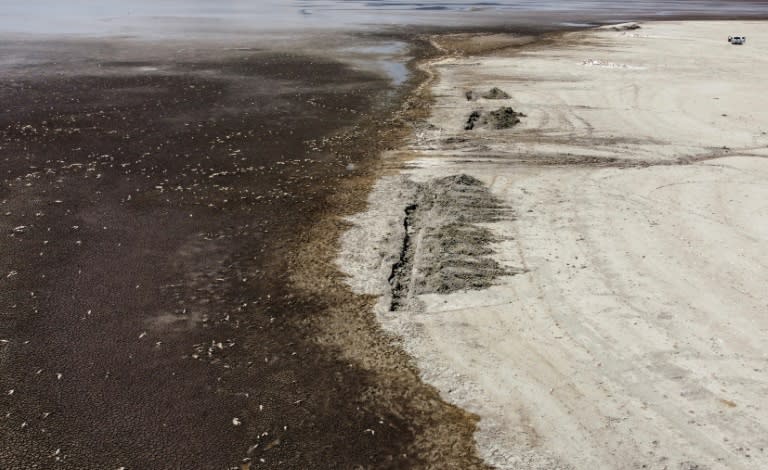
[{"xmin": 0, "ymin": 33, "xmax": 499, "ymax": 469}]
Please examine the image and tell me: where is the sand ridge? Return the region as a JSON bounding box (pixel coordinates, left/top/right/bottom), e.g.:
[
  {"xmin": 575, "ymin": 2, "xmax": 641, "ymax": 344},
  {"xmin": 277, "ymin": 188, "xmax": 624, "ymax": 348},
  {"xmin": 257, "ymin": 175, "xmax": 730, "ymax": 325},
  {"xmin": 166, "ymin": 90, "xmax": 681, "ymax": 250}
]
[{"xmin": 340, "ymin": 21, "xmax": 768, "ymax": 469}]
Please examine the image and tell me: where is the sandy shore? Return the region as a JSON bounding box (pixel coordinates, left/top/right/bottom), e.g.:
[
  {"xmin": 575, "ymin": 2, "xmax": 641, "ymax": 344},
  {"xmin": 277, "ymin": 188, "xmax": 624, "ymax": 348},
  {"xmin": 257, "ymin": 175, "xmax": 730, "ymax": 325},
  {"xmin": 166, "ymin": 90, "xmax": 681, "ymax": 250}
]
[{"xmin": 341, "ymin": 21, "xmax": 768, "ymax": 469}]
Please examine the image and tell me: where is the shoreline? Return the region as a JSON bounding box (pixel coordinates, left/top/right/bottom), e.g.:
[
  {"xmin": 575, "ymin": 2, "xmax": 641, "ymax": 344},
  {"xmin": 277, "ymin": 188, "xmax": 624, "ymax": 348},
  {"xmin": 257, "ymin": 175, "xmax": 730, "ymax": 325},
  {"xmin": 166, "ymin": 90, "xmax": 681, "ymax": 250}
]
[{"xmin": 2, "ymin": 15, "xmax": 768, "ymax": 469}]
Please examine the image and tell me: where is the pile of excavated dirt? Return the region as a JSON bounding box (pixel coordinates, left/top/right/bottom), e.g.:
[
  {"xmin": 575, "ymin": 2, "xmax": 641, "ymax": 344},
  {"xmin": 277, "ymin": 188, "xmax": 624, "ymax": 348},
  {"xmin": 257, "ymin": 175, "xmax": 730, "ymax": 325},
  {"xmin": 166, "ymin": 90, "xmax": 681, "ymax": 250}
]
[
  {"xmin": 482, "ymin": 87, "xmax": 511, "ymax": 99},
  {"xmin": 465, "ymin": 110, "xmax": 482, "ymax": 130},
  {"xmin": 484, "ymin": 106, "xmax": 525, "ymax": 129},
  {"xmin": 465, "ymin": 108, "xmax": 525, "ymax": 131},
  {"xmin": 388, "ymin": 174, "xmax": 519, "ymax": 309},
  {"xmin": 466, "ymin": 87, "xmax": 510, "ymax": 101}
]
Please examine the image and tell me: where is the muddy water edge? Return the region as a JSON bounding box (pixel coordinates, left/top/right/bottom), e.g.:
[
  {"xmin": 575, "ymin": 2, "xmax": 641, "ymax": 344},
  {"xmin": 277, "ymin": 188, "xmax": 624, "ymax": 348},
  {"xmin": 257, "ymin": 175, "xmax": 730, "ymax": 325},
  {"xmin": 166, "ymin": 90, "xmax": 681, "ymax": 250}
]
[{"xmin": 0, "ymin": 32, "xmax": 496, "ymax": 468}]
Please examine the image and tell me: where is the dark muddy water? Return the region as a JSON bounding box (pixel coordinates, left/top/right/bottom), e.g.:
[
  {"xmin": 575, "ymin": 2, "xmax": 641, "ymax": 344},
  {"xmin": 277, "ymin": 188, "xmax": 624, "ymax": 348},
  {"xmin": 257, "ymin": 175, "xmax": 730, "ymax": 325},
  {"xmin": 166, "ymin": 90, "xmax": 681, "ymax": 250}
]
[{"xmin": 2, "ymin": 0, "xmax": 768, "ymax": 36}]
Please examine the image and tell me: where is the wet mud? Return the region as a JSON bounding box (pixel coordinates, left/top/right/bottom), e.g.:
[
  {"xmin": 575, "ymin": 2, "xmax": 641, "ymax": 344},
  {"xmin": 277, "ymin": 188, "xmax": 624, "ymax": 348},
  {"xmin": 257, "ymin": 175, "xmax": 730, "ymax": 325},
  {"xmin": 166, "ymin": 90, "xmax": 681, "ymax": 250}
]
[{"xmin": 0, "ymin": 38, "xmax": 486, "ymax": 469}]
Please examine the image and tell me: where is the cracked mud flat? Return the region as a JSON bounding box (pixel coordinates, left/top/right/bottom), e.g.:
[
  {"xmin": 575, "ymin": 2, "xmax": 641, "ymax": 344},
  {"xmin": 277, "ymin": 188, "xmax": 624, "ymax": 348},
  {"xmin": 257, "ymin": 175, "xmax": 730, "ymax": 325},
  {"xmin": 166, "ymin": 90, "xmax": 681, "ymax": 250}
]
[{"xmin": 340, "ymin": 21, "xmax": 768, "ymax": 470}]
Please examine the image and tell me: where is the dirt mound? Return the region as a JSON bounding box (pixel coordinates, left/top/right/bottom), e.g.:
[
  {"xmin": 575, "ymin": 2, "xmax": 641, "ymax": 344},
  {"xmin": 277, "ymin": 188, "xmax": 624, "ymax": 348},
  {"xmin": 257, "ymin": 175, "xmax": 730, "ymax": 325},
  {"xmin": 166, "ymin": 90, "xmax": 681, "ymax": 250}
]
[
  {"xmin": 465, "ymin": 107, "xmax": 525, "ymax": 131},
  {"xmin": 438, "ymin": 173, "xmax": 484, "ymax": 188},
  {"xmin": 487, "ymin": 107, "xmax": 524, "ymax": 128},
  {"xmin": 465, "ymin": 110, "xmax": 482, "ymax": 130},
  {"xmin": 387, "ymin": 174, "xmax": 520, "ymax": 309},
  {"xmin": 485, "ymin": 107, "xmax": 525, "ymax": 129},
  {"xmin": 482, "ymin": 87, "xmax": 511, "ymax": 99}
]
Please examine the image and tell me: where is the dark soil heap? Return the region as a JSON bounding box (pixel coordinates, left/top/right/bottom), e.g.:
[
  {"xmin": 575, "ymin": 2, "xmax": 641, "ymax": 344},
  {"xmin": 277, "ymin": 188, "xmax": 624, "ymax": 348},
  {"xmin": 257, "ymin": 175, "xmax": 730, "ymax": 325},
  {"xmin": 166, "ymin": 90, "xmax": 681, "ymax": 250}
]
[
  {"xmin": 388, "ymin": 174, "xmax": 522, "ymax": 309},
  {"xmin": 465, "ymin": 110, "xmax": 482, "ymax": 130},
  {"xmin": 485, "ymin": 106, "xmax": 525, "ymax": 129},
  {"xmin": 481, "ymin": 87, "xmax": 511, "ymax": 99}
]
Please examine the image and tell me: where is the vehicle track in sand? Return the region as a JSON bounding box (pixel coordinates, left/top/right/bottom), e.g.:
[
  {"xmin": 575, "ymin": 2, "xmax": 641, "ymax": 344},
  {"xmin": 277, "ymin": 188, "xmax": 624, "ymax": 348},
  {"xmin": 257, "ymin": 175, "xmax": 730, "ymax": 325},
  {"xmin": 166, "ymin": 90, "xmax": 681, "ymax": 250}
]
[{"xmin": 339, "ymin": 21, "xmax": 768, "ymax": 470}]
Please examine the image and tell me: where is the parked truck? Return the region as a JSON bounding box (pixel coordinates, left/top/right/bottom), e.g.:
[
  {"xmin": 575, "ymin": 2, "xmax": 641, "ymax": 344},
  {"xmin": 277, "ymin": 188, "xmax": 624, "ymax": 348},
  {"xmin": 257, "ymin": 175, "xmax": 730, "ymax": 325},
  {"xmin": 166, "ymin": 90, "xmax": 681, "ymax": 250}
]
[{"xmin": 728, "ymin": 36, "xmax": 747, "ymax": 45}]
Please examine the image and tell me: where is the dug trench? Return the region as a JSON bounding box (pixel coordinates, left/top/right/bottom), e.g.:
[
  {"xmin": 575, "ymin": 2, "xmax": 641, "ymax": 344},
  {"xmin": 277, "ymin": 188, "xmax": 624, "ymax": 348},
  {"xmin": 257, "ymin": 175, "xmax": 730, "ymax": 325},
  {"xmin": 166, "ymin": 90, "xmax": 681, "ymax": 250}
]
[
  {"xmin": 0, "ymin": 37, "xmax": 492, "ymax": 469},
  {"xmin": 386, "ymin": 175, "xmax": 521, "ymax": 312}
]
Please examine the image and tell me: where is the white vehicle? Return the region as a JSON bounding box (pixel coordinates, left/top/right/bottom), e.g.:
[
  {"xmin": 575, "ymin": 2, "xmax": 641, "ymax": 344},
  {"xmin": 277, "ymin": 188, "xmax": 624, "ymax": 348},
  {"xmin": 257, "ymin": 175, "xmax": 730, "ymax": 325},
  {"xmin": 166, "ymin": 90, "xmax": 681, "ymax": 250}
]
[{"xmin": 728, "ymin": 35, "xmax": 746, "ymax": 45}]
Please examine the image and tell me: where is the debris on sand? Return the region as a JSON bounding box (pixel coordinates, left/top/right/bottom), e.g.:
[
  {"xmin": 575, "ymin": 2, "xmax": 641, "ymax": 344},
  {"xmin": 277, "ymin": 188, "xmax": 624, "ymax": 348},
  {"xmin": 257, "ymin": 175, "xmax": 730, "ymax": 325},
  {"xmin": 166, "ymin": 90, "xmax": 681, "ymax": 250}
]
[
  {"xmin": 601, "ymin": 22, "xmax": 641, "ymax": 31},
  {"xmin": 464, "ymin": 111, "xmax": 482, "ymax": 130},
  {"xmin": 581, "ymin": 58, "xmax": 641, "ymax": 69},
  {"xmin": 484, "ymin": 107, "xmax": 525, "ymax": 129},
  {"xmin": 481, "ymin": 87, "xmax": 511, "ymax": 99},
  {"xmin": 467, "ymin": 87, "xmax": 510, "ymax": 100}
]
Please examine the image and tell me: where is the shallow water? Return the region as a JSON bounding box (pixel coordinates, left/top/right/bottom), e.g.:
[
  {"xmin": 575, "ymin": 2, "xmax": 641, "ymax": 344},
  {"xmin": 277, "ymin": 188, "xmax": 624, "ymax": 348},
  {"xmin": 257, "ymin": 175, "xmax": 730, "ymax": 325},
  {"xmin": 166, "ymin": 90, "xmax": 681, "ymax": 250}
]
[
  {"xmin": 343, "ymin": 41, "xmax": 411, "ymax": 85},
  {"xmin": 2, "ymin": 1, "xmax": 768, "ymax": 36}
]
